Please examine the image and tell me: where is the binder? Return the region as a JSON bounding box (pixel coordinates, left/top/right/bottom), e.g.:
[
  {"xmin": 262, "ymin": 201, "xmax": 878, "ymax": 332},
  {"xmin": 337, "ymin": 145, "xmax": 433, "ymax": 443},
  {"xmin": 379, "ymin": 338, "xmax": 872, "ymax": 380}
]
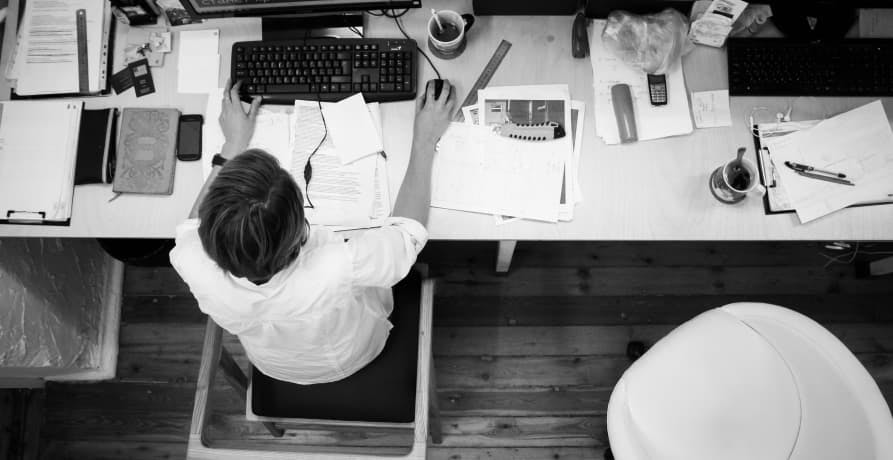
[
  {"xmin": 0, "ymin": 101, "xmax": 84, "ymax": 225},
  {"xmin": 6, "ymin": 0, "xmax": 115, "ymax": 98}
]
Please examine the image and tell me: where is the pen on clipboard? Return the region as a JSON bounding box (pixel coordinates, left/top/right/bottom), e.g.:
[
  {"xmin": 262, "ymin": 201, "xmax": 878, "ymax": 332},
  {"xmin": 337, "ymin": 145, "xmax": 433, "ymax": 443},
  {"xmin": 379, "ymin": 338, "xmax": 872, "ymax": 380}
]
[
  {"xmin": 785, "ymin": 161, "xmax": 854, "ymax": 186},
  {"xmin": 784, "ymin": 161, "xmax": 847, "ymax": 178}
]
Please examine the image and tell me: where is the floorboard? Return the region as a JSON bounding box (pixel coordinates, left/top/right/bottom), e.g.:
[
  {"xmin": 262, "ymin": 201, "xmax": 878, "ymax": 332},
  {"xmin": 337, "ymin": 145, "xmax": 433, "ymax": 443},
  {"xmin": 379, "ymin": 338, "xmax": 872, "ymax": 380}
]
[{"xmin": 29, "ymin": 241, "xmax": 893, "ymax": 459}]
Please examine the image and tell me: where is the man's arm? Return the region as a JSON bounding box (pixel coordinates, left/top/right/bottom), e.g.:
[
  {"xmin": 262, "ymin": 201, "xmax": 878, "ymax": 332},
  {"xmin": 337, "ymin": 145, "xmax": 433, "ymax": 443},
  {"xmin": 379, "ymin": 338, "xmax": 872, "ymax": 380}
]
[
  {"xmin": 392, "ymin": 79, "xmax": 456, "ymax": 225},
  {"xmin": 187, "ymin": 79, "xmax": 261, "ymax": 219}
]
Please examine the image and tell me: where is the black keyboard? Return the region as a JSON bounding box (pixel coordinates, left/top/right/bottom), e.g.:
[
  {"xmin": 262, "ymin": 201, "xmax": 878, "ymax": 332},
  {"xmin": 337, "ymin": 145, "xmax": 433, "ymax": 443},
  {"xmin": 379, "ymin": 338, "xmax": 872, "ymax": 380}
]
[
  {"xmin": 231, "ymin": 38, "xmax": 417, "ymax": 103},
  {"xmin": 727, "ymin": 39, "xmax": 893, "ymax": 97}
]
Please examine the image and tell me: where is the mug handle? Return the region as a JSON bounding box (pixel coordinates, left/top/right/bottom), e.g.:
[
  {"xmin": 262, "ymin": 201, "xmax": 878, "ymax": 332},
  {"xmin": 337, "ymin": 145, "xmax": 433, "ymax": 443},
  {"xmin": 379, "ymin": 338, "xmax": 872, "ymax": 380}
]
[{"xmin": 462, "ymin": 14, "xmax": 475, "ymax": 33}]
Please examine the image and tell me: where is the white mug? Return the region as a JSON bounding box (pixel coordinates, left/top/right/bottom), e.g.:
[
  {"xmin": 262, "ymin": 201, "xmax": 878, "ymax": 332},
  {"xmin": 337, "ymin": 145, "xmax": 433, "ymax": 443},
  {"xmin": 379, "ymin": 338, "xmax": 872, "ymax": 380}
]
[{"xmin": 427, "ymin": 10, "xmax": 475, "ymax": 60}]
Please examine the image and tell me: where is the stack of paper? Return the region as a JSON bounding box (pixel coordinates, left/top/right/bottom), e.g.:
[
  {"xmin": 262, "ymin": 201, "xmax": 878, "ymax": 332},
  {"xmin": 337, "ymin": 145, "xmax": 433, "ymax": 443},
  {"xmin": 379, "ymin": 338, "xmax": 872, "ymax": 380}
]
[
  {"xmin": 588, "ymin": 19, "xmax": 693, "ymax": 144},
  {"xmin": 762, "ymin": 100, "xmax": 893, "ymax": 223},
  {"xmin": 0, "ymin": 101, "xmax": 83, "ymax": 224},
  {"xmin": 433, "ymin": 85, "xmax": 583, "ymax": 223},
  {"xmin": 177, "ymin": 29, "xmax": 220, "ymax": 94},
  {"xmin": 6, "ymin": 0, "xmax": 112, "ymax": 96}
]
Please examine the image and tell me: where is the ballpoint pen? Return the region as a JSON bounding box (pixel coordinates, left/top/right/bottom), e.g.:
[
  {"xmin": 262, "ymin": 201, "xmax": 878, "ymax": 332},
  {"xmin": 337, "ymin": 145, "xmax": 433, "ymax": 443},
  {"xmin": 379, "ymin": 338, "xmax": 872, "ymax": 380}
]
[
  {"xmin": 784, "ymin": 161, "xmax": 847, "ymax": 178},
  {"xmin": 794, "ymin": 170, "xmax": 855, "ymax": 186}
]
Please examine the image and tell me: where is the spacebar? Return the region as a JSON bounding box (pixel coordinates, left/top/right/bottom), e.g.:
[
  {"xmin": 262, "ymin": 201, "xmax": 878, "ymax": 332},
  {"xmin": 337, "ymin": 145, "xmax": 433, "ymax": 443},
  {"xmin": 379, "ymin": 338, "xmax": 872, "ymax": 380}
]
[{"xmin": 266, "ymin": 84, "xmax": 311, "ymax": 93}]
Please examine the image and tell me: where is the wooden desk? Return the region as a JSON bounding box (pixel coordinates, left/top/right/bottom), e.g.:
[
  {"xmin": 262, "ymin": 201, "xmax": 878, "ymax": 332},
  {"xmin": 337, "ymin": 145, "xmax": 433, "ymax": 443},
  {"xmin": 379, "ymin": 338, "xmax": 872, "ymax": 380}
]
[{"xmin": 2, "ymin": 0, "xmax": 892, "ymax": 246}]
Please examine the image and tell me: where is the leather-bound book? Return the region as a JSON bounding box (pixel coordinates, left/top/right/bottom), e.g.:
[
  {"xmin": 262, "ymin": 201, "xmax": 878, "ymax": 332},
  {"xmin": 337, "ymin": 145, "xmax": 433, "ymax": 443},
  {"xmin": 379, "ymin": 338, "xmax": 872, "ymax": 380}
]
[{"xmin": 113, "ymin": 108, "xmax": 180, "ymax": 195}]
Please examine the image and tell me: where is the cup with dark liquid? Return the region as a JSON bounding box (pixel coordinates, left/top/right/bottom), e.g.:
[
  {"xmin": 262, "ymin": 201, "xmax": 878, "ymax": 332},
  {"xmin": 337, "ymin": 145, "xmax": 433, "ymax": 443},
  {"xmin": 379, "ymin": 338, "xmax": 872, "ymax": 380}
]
[
  {"xmin": 709, "ymin": 149, "xmax": 765, "ymax": 204},
  {"xmin": 427, "ymin": 10, "xmax": 475, "ymax": 59}
]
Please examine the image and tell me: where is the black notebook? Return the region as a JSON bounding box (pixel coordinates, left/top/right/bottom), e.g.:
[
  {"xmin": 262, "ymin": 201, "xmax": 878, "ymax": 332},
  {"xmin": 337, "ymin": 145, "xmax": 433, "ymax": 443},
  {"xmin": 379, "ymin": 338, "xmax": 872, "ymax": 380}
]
[{"xmin": 75, "ymin": 108, "xmax": 118, "ymax": 185}]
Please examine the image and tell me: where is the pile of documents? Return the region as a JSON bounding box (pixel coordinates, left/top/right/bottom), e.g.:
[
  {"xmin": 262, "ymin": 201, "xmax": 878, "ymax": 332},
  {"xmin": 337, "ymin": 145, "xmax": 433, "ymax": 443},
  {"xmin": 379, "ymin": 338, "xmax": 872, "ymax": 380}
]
[
  {"xmin": 6, "ymin": 0, "xmax": 113, "ymax": 96},
  {"xmin": 203, "ymin": 92, "xmax": 388, "ymax": 229},
  {"xmin": 0, "ymin": 101, "xmax": 83, "ymax": 224},
  {"xmin": 434, "ymin": 85, "xmax": 584, "ymax": 223},
  {"xmin": 587, "ymin": 19, "xmax": 693, "ymax": 144},
  {"xmin": 760, "ymin": 100, "xmax": 893, "ymax": 223}
]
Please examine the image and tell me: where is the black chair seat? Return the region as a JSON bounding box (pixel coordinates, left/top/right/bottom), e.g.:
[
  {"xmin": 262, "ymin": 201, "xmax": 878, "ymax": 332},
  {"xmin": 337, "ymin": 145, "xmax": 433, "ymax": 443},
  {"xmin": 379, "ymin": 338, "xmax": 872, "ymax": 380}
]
[{"xmin": 250, "ymin": 272, "xmax": 422, "ymax": 423}]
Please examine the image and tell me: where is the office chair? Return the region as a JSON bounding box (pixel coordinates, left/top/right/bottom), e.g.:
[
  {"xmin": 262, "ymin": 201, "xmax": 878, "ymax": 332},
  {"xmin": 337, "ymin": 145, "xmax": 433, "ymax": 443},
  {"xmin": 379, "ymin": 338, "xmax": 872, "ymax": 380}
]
[
  {"xmin": 187, "ymin": 270, "xmax": 440, "ymax": 459},
  {"xmin": 606, "ymin": 302, "xmax": 893, "ymax": 460}
]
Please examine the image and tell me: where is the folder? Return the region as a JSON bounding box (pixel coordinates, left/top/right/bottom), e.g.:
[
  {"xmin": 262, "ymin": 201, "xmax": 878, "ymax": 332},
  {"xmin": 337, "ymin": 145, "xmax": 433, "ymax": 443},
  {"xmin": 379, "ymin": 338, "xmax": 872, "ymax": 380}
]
[
  {"xmin": 6, "ymin": 0, "xmax": 114, "ymax": 97},
  {"xmin": 0, "ymin": 100, "xmax": 84, "ymax": 225}
]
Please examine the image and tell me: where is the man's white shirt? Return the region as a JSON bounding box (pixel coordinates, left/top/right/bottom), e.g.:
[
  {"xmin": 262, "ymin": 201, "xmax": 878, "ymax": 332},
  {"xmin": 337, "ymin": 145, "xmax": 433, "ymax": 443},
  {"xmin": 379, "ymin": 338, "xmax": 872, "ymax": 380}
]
[{"xmin": 170, "ymin": 217, "xmax": 427, "ymax": 385}]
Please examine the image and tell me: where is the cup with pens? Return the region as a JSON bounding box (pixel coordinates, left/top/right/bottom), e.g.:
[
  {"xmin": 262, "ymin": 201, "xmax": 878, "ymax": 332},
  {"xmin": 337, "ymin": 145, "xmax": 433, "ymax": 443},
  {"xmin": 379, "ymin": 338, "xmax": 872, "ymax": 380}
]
[{"xmin": 709, "ymin": 147, "xmax": 766, "ymax": 204}]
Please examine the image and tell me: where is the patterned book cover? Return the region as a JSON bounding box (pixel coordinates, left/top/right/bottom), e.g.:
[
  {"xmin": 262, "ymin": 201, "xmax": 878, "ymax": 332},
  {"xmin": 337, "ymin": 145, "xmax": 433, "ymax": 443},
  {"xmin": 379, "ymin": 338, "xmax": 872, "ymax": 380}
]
[{"xmin": 113, "ymin": 108, "xmax": 179, "ymax": 195}]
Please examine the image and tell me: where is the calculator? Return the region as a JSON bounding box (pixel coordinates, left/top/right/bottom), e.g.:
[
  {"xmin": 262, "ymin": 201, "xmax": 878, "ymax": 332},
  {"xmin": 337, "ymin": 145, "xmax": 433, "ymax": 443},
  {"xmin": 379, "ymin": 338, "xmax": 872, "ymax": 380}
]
[{"xmin": 647, "ymin": 74, "xmax": 668, "ymax": 106}]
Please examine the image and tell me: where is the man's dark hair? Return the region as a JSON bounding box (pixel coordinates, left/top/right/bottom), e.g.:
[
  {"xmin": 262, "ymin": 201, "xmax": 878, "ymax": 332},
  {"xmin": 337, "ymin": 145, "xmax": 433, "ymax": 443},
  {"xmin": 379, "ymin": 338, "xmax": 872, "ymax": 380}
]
[{"xmin": 198, "ymin": 149, "xmax": 305, "ymax": 283}]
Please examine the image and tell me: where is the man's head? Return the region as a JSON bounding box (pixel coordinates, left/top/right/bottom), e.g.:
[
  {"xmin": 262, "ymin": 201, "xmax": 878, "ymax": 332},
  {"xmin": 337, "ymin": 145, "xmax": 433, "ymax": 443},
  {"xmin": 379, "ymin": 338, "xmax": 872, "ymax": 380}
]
[{"xmin": 198, "ymin": 149, "xmax": 306, "ymax": 283}]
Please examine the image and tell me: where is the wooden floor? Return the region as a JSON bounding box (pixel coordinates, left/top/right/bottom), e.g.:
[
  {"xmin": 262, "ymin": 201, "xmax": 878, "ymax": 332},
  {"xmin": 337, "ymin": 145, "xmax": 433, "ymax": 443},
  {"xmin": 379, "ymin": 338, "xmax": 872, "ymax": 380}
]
[{"xmin": 10, "ymin": 241, "xmax": 893, "ymax": 459}]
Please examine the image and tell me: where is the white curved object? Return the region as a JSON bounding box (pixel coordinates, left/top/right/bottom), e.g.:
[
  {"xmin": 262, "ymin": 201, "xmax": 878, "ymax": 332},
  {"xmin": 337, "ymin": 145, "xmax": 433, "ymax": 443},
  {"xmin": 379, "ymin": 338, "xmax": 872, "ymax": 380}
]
[{"xmin": 607, "ymin": 302, "xmax": 893, "ymax": 460}]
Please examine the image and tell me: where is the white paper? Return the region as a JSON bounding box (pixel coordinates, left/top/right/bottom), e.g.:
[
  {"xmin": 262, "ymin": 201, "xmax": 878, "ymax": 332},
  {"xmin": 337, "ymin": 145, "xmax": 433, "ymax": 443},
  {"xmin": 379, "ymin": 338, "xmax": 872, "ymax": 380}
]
[
  {"xmin": 691, "ymin": 90, "xmax": 732, "ymax": 128},
  {"xmin": 201, "ymin": 89, "xmax": 292, "ymax": 180},
  {"xmin": 765, "ymin": 101, "xmax": 893, "ymax": 223},
  {"xmin": 177, "ymin": 29, "xmax": 219, "ymax": 94},
  {"xmin": 292, "ymin": 101, "xmax": 378, "ymax": 227},
  {"xmin": 0, "ymin": 101, "xmax": 82, "ymax": 221},
  {"xmin": 178, "ymin": 29, "xmax": 219, "ymax": 56},
  {"xmin": 689, "ymin": 0, "xmax": 747, "ymax": 47},
  {"xmin": 859, "ymin": 9, "xmax": 893, "ymax": 38},
  {"xmin": 322, "ymin": 93, "xmax": 384, "ymax": 164},
  {"xmin": 432, "ymin": 123, "xmax": 565, "ymax": 222},
  {"xmin": 589, "ymin": 20, "xmax": 693, "ymax": 145}
]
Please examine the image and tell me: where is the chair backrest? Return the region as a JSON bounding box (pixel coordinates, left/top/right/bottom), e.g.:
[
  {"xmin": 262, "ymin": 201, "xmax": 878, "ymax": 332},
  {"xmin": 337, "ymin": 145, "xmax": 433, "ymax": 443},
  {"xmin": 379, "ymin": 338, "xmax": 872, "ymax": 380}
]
[{"xmin": 606, "ymin": 302, "xmax": 893, "ymax": 460}]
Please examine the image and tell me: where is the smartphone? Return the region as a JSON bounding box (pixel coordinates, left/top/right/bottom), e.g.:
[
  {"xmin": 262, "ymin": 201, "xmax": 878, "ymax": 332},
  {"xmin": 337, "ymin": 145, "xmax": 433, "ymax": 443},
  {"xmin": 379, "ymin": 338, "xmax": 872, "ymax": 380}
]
[
  {"xmin": 647, "ymin": 74, "xmax": 668, "ymax": 106},
  {"xmin": 177, "ymin": 114, "xmax": 203, "ymax": 161}
]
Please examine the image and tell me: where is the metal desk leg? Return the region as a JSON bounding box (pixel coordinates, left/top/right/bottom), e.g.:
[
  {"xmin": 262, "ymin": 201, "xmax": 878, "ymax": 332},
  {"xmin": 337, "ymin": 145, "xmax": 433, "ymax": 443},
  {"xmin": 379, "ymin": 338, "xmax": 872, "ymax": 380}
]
[
  {"xmin": 870, "ymin": 256, "xmax": 893, "ymax": 276},
  {"xmin": 496, "ymin": 240, "xmax": 517, "ymax": 273}
]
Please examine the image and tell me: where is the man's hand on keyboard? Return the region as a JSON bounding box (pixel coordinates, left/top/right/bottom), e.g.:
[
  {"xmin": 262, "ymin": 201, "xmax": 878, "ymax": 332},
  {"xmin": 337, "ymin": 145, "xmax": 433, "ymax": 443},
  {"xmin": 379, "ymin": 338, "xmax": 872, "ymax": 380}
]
[
  {"xmin": 220, "ymin": 79, "xmax": 262, "ymax": 159},
  {"xmin": 413, "ymin": 79, "xmax": 456, "ymax": 146}
]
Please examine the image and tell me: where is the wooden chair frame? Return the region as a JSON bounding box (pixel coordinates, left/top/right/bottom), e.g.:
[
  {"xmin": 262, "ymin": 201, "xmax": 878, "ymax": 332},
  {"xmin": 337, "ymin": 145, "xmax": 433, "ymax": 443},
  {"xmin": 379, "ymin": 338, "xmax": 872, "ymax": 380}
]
[{"xmin": 187, "ymin": 278, "xmax": 438, "ymax": 460}]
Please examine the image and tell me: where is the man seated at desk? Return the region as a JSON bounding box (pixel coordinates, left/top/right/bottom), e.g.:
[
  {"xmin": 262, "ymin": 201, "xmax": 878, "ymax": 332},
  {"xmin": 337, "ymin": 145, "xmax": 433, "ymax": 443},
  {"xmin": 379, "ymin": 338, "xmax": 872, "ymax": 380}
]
[{"xmin": 169, "ymin": 79, "xmax": 455, "ymax": 384}]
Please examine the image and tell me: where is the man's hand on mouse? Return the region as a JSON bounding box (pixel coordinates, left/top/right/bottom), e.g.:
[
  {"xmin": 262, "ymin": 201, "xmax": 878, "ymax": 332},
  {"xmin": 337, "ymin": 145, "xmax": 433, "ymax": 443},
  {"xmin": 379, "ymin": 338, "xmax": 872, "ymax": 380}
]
[{"xmin": 414, "ymin": 79, "xmax": 456, "ymax": 146}]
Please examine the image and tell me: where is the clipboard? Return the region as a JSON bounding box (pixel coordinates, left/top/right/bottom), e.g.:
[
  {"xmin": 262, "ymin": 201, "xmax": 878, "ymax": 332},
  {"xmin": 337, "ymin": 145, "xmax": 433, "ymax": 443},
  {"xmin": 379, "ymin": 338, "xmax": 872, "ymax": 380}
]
[
  {"xmin": 752, "ymin": 121, "xmax": 893, "ymax": 215},
  {"xmin": 0, "ymin": 101, "xmax": 83, "ymax": 226},
  {"xmin": 8, "ymin": 0, "xmax": 115, "ymax": 99}
]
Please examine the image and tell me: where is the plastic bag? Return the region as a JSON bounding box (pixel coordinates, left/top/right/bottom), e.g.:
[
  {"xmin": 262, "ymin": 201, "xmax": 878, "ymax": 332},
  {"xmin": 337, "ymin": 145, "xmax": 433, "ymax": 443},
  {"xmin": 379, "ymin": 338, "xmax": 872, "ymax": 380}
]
[{"xmin": 601, "ymin": 9, "xmax": 694, "ymax": 75}]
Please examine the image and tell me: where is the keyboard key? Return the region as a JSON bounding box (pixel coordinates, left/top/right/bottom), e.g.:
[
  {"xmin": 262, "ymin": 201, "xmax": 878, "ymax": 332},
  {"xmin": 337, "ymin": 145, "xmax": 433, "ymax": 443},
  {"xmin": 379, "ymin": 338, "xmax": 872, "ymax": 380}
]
[
  {"xmin": 380, "ymin": 83, "xmax": 395, "ymax": 92},
  {"xmin": 331, "ymin": 75, "xmax": 351, "ymax": 83}
]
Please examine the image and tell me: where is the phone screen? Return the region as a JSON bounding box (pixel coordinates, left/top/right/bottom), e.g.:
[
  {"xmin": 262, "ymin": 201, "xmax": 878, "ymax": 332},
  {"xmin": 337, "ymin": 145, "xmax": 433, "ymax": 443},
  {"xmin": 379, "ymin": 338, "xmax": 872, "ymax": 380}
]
[{"xmin": 178, "ymin": 117, "xmax": 203, "ymax": 161}]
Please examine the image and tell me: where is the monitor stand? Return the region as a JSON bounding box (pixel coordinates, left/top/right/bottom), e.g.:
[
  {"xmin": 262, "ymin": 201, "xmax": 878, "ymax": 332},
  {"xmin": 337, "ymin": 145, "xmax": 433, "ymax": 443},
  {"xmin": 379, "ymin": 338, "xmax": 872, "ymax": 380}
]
[
  {"xmin": 770, "ymin": 2, "xmax": 856, "ymax": 40},
  {"xmin": 262, "ymin": 13, "xmax": 364, "ymax": 41}
]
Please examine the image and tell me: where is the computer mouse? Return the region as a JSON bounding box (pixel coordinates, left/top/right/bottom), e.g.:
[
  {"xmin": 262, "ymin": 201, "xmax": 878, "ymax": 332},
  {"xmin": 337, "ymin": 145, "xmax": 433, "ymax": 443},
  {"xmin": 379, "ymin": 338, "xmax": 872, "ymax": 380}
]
[{"xmin": 429, "ymin": 79, "xmax": 445, "ymax": 99}]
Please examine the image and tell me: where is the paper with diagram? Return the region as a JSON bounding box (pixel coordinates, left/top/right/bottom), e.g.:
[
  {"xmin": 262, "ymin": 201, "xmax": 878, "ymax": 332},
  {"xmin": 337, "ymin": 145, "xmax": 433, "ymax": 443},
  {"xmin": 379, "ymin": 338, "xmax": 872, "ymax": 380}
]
[{"xmin": 432, "ymin": 122, "xmax": 566, "ymax": 222}]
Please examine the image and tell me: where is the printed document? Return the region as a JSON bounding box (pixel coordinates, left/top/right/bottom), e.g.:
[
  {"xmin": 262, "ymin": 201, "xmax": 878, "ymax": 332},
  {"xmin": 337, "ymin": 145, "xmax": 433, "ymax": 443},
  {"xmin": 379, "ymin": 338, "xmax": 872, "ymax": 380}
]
[
  {"xmin": 765, "ymin": 100, "xmax": 893, "ymax": 223},
  {"xmin": 9, "ymin": 0, "xmax": 109, "ymax": 95},
  {"xmin": 432, "ymin": 123, "xmax": 566, "ymax": 222},
  {"xmin": 589, "ymin": 19, "xmax": 693, "ymax": 144},
  {"xmin": 292, "ymin": 101, "xmax": 379, "ymax": 227}
]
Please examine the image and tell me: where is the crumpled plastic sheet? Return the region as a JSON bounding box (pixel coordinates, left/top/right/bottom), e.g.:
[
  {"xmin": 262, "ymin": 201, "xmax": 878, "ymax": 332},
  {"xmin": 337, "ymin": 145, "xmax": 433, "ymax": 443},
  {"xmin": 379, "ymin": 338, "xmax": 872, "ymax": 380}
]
[
  {"xmin": 602, "ymin": 9, "xmax": 694, "ymax": 75},
  {"xmin": 0, "ymin": 238, "xmax": 108, "ymax": 370}
]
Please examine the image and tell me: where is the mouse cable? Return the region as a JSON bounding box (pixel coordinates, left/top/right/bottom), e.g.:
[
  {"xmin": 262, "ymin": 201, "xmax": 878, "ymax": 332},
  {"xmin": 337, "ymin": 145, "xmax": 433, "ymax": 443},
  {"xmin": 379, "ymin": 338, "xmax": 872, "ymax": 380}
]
[
  {"xmin": 392, "ymin": 12, "xmax": 441, "ymax": 80},
  {"xmin": 303, "ymin": 95, "xmax": 328, "ymax": 209}
]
